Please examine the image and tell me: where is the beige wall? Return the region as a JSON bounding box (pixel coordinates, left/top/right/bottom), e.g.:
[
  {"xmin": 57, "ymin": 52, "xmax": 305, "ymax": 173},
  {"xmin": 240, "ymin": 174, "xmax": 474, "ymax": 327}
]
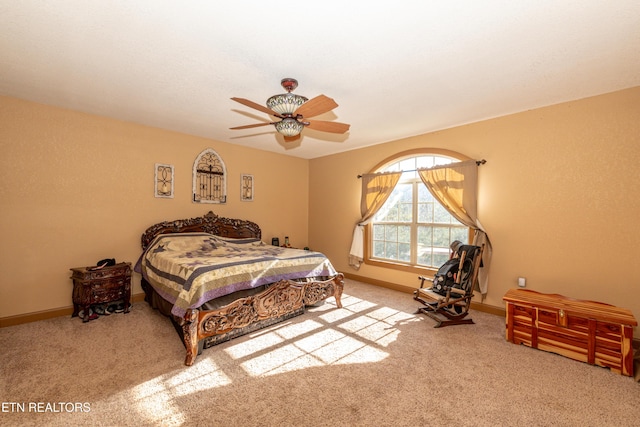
[
  {"xmin": 0, "ymin": 96, "xmax": 309, "ymax": 318},
  {"xmin": 3, "ymin": 87, "xmax": 640, "ymax": 324},
  {"xmin": 309, "ymin": 87, "xmax": 640, "ymax": 322}
]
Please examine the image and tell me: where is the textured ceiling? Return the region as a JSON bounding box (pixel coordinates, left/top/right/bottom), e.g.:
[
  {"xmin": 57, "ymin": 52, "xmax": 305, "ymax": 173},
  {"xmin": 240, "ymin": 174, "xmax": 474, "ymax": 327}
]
[{"xmin": 1, "ymin": 1, "xmax": 639, "ymax": 159}]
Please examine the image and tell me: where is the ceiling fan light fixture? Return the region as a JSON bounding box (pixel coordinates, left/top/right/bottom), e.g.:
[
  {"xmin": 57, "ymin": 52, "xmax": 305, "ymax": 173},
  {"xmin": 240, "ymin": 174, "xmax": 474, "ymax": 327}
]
[
  {"xmin": 266, "ymin": 93, "xmax": 308, "ymax": 115},
  {"xmin": 275, "ymin": 117, "xmax": 304, "ymax": 137},
  {"xmin": 231, "ymin": 78, "xmax": 349, "ymax": 141}
]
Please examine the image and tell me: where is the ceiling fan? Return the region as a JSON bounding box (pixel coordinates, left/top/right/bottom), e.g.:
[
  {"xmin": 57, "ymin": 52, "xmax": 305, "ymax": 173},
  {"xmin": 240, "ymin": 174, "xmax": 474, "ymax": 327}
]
[{"xmin": 230, "ymin": 78, "xmax": 350, "ymax": 142}]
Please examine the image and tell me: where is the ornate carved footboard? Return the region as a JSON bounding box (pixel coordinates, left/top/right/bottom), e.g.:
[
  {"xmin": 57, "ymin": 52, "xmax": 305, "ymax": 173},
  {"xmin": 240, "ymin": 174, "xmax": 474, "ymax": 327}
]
[
  {"xmin": 139, "ymin": 211, "xmax": 344, "ymax": 366},
  {"xmin": 182, "ymin": 274, "xmax": 344, "ymax": 365}
]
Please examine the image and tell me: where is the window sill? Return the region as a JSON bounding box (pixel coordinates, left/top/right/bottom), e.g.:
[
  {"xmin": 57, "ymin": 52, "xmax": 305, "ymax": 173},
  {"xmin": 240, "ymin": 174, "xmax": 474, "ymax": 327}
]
[{"xmin": 364, "ymin": 258, "xmax": 437, "ymax": 275}]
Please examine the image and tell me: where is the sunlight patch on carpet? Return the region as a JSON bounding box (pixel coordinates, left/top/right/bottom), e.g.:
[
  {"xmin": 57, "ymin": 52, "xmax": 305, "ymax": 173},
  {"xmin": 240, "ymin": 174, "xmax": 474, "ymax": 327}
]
[
  {"xmin": 240, "ymin": 343, "xmax": 324, "ymax": 375},
  {"xmin": 129, "ymin": 377, "xmax": 186, "ymax": 426},
  {"xmin": 224, "ymin": 328, "xmax": 287, "ymax": 359},
  {"xmin": 169, "ymin": 358, "xmax": 232, "ymax": 395},
  {"xmin": 126, "ymin": 359, "xmax": 230, "ymax": 424},
  {"xmin": 318, "ymin": 306, "xmax": 357, "ymax": 323},
  {"xmin": 342, "ymin": 298, "xmax": 378, "ymax": 313},
  {"xmin": 294, "ymin": 328, "xmax": 348, "ymax": 353},
  {"xmin": 344, "ymin": 318, "xmax": 401, "ymax": 347},
  {"xmin": 341, "ymin": 306, "xmax": 415, "ymax": 347},
  {"xmin": 268, "ymin": 318, "xmax": 324, "ymax": 340},
  {"xmin": 308, "ymin": 334, "xmax": 385, "ymax": 365},
  {"xmin": 217, "ymin": 293, "xmax": 418, "ymax": 377}
]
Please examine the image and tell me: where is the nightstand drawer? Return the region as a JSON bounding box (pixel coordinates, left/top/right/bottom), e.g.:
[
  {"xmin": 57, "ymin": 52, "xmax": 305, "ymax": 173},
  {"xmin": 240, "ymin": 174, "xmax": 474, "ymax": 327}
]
[
  {"xmin": 91, "ymin": 286, "xmax": 126, "ymax": 303},
  {"xmin": 90, "ymin": 278, "xmax": 128, "ymax": 291}
]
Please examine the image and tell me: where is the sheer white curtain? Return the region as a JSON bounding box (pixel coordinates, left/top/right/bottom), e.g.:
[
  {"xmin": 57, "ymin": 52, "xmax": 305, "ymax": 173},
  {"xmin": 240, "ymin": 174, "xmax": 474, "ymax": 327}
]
[
  {"xmin": 418, "ymin": 160, "xmax": 492, "ymax": 296},
  {"xmin": 349, "ymin": 171, "xmax": 402, "ymax": 270}
]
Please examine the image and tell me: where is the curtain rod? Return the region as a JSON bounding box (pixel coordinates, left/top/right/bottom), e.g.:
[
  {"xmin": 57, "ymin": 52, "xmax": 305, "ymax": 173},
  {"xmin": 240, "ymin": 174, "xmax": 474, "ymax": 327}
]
[{"xmin": 357, "ymin": 159, "xmax": 486, "ymax": 178}]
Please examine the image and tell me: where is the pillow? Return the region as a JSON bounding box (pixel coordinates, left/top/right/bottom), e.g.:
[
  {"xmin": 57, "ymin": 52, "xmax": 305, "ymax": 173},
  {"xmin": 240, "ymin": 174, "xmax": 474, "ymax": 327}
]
[{"xmin": 212, "ymin": 235, "xmax": 263, "ymax": 245}]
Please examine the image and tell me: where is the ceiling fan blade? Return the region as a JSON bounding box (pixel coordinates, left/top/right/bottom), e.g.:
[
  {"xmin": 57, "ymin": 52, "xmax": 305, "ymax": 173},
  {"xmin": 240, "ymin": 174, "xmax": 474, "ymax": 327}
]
[
  {"xmin": 293, "ymin": 94, "xmax": 338, "ymax": 118},
  {"xmin": 230, "ymin": 122, "xmax": 274, "ymax": 130},
  {"xmin": 231, "ymin": 97, "xmax": 283, "ymax": 118},
  {"xmin": 305, "ymin": 119, "xmax": 350, "ymax": 134}
]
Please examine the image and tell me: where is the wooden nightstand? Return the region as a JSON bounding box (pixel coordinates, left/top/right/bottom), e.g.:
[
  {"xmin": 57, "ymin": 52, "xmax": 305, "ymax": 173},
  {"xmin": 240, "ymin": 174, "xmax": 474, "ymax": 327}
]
[{"xmin": 70, "ymin": 262, "xmax": 132, "ymax": 322}]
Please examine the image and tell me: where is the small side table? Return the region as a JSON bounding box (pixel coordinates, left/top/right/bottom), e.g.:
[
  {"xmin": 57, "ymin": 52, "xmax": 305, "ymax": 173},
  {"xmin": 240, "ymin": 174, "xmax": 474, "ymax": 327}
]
[{"xmin": 70, "ymin": 262, "xmax": 132, "ymax": 322}]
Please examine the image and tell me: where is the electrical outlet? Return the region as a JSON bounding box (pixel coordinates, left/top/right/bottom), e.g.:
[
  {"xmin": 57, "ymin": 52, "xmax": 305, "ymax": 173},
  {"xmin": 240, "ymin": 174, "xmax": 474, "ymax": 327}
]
[{"xmin": 518, "ymin": 277, "xmax": 526, "ymax": 287}]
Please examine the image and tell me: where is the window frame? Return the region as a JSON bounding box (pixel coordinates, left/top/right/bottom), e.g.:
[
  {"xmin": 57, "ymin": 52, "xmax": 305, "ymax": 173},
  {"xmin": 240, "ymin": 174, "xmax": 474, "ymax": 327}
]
[{"xmin": 363, "ymin": 148, "xmax": 473, "ymax": 274}]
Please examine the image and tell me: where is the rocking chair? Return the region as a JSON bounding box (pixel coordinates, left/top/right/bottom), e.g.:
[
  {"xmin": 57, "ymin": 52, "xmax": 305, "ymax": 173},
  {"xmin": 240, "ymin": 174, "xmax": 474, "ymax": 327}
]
[{"xmin": 414, "ymin": 242, "xmax": 485, "ymax": 327}]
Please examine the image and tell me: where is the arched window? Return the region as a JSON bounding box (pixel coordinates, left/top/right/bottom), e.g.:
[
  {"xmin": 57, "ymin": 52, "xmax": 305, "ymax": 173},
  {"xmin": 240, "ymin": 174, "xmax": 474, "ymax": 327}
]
[
  {"xmin": 192, "ymin": 148, "xmax": 227, "ymax": 204},
  {"xmin": 366, "ymin": 149, "xmax": 470, "ymax": 271}
]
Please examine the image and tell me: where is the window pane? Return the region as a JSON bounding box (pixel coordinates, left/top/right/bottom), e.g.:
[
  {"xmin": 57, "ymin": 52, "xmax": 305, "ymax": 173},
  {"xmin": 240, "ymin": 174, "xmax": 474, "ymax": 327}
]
[
  {"xmin": 398, "ymin": 225, "xmax": 411, "ymax": 243},
  {"xmin": 451, "ymin": 226, "xmax": 468, "ymax": 242},
  {"xmin": 398, "ymin": 243, "xmax": 411, "ymax": 262},
  {"xmin": 399, "ymin": 158, "xmax": 415, "ymax": 173},
  {"xmin": 433, "ymin": 251, "xmax": 450, "ymax": 267},
  {"xmin": 434, "ymin": 156, "xmax": 452, "ymax": 167},
  {"xmin": 417, "ymin": 186, "xmax": 433, "ymax": 223},
  {"xmin": 373, "ymin": 240, "xmax": 385, "ymax": 258},
  {"xmin": 416, "ymin": 156, "xmax": 435, "ymax": 169},
  {"xmin": 398, "ymin": 183, "xmax": 412, "ymax": 202},
  {"xmin": 373, "ymin": 224, "xmax": 385, "ymax": 240},
  {"xmin": 417, "ymin": 229, "xmax": 433, "ymax": 266},
  {"xmin": 384, "ymin": 225, "xmax": 397, "ymax": 241},
  {"xmin": 418, "ymin": 226, "xmax": 432, "ymax": 246},
  {"xmin": 397, "ymin": 183, "xmax": 413, "ymax": 221},
  {"xmin": 385, "ymin": 242, "xmax": 398, "ymax": 259},
  {"xmin": 378, "ymin": 205, "xmax": 397, "ymax": 222},
  {"xmin": 398, "ymin": 203, "xmax": 412, "ymax": 222},
  {"xmin": 433, "ymin": 203, "xmax": 452, "ymax": 224},
  {"xmin": 417, "ymin": 249, "xmax": 432, "ymax": 266},
  {"xmin": 399, "ymin": 158, "xmax": 417, "ymax": 179},
  {"xmin": 418, "ymin": 201, "xmax": 432, "ymax": 223},
  {"xmin": 418, "ymin": 184, "xmax": 432, "ymax": 202},
  {"xmin": 433, "ymin": 226, "xmax": 451, "ymax": 248}
]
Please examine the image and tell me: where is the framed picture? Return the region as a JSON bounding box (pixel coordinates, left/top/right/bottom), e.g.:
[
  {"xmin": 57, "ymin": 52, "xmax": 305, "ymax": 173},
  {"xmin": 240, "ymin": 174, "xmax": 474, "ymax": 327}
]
[
  {"xmin": 241, "ymin": 174, "xmax": 254, "ymax": 201},
  {"xmin": 155, "ymin": 163, "xmax": 174, "ymax": 198}
]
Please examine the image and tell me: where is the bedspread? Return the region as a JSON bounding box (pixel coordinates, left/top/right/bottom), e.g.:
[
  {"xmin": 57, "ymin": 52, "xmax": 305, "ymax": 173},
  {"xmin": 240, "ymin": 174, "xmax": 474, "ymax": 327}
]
[{"xmin": 138, "ymin": 232, "xmax": 338, "ymax": 317}]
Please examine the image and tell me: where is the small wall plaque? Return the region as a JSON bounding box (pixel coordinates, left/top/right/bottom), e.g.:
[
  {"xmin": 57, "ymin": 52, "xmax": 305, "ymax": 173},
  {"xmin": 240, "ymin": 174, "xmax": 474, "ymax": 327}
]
[
  {"xmin": 241, "ymin": 174, "xmax": 254, "ymax": 201},
  {"xmin": 155, "ymin": 163, "xmax": 174, "ymax": 198}
]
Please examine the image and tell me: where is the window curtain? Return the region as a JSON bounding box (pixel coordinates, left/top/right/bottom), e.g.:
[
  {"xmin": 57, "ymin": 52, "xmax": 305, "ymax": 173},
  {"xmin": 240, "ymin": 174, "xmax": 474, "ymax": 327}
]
[
  {"xmin": 417, "ymin": 160, "xmax": 492, "ymax": 296},
  {"xmin": 349, "ymin": 171, "xmax": 402, "ymax": 270}
]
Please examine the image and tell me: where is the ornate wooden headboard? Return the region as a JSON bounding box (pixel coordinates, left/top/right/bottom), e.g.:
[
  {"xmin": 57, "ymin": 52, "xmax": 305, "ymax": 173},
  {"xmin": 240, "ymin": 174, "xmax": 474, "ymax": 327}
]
[{"xmin": 141, "ymin": 211, "xmax": 262, "ymax": 250}]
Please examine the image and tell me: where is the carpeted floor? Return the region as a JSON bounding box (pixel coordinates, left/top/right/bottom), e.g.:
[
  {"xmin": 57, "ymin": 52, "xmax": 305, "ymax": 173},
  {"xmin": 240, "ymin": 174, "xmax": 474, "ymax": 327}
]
[{"xmin": 1, "ymin": 279, "xmax": 639, "ymax": 427}]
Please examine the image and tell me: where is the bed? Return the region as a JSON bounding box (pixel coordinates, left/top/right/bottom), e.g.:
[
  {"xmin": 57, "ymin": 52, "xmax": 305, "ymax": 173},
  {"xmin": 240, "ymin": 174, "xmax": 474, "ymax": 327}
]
[{"xmin": 136, "ymin": 211, "xmax": 344, "ymax": 366}]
